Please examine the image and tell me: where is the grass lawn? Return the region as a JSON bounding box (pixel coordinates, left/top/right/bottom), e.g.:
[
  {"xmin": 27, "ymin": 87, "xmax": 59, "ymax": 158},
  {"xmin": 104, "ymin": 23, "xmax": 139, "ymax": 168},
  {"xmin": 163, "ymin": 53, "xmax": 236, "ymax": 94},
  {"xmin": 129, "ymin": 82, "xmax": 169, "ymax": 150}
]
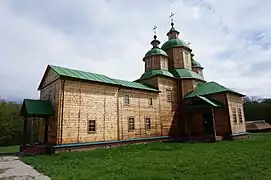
[
  {"xmin": 22, "ymin": 133, "xmax": 271, "ymax": 180},
  {"xmin": 0, "ymin": 145, "xmax": 19, "ymax": 153}
]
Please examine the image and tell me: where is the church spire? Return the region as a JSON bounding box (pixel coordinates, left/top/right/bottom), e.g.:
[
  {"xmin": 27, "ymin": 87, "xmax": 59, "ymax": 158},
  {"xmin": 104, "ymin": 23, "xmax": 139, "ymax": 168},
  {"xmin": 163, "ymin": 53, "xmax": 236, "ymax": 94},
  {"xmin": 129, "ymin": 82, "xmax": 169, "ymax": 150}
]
[
  {"xmin": 167, "ymin": 12, "xmax": 180, "ymax": 39},
  {"xmin": 150, "ymin": 25, "xmax": 160, "ymax": 48}
]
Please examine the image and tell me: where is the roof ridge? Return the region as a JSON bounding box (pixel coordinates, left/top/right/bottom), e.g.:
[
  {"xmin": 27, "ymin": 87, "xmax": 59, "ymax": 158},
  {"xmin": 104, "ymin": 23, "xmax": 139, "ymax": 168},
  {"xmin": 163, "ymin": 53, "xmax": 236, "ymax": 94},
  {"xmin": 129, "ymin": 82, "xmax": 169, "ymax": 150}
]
[
  {"xmin": 47, "ymin": 64, "xmax": 159, "ymax": 92},
  {"xmin": 49, "ymin": 64, "xmax": 109, "ymax": 77}
]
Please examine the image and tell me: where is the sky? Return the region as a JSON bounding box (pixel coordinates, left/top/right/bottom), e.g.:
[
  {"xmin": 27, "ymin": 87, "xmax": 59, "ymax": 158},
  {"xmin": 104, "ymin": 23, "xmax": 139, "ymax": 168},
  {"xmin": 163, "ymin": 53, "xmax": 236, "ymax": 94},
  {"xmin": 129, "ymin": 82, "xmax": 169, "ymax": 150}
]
[{"xmin": 0, "ymin": 0, "xmax": 270, "ymax": 101}]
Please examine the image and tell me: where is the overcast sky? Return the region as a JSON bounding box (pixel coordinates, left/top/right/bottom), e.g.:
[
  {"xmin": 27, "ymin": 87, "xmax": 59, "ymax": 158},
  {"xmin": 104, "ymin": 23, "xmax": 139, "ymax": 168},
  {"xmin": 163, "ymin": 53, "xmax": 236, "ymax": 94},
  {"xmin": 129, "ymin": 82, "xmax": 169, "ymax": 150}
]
[{"xmin": 0, "ymin": 0, "xmax": 270, "ymax": 101}]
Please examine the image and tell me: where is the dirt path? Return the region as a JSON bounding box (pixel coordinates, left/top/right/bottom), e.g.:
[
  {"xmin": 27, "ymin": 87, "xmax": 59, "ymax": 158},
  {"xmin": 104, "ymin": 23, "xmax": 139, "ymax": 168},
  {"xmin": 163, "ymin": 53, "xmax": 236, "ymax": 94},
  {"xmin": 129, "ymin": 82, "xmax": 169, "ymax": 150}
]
[{"xmin": 0, "ymin": 156, "xmax": 50, "ymax": 180}]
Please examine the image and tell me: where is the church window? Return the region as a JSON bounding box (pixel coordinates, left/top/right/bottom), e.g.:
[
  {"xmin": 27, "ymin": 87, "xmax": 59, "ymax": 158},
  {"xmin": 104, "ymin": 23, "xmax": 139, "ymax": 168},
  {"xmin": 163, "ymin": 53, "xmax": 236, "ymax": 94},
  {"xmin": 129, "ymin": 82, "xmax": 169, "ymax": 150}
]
[
  {"xmin": 166, "ymin": 89, "xmax": 172, "ymax": 102},
  {"xmin": 128, "ymin": 117, "xmax": 135, "ymax": 131},
  {"xmin": 149, "ymin": 97, "xmax": 153, "ymax": 106},
  {"xmin": 184, "ymin": 51, "xmax": 189, "ymax": 63},
  {"xmin": 88, "ymin": 120, "xmax": 96, "ymax": 132},
  {"xmin": 238, "ymin": 108, "xmax": 243, "ymax": 123},
  {"xmin": 232, "ymin": 107, "xmax": 237, "ymax": 123},
  {"xmin": 124, "ymin": 94, "xmax": 130, "ymax": 105},
  {"xmin": 145, "ymin": 118, "xmax": 151, "ymax": 130},
  {"xmin": 146, "ymin": 59, "xmax": 151, "ymax": 69}
]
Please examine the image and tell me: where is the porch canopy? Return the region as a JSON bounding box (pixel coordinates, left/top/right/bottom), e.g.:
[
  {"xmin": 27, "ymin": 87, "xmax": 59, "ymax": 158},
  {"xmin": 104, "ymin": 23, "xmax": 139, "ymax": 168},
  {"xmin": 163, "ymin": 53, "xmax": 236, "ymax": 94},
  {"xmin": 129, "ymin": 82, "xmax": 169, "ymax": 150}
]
[
  {"xmin": 186, "ymin": 95, "xmax": 224, "ymax": 109},
  {"xmin": 20, "ymin": 99, "xmax": 54, "ymax": 118},
  {"xmin": 19, "ymin": 99, "xmax": 54, "ymax": 145}
]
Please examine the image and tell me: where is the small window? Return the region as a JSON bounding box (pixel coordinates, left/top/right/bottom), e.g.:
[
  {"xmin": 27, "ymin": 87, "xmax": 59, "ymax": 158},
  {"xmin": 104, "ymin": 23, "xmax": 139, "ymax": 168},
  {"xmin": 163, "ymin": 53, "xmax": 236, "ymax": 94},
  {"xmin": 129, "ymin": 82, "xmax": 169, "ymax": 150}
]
[
  {"xmin": 88, "ymin": 120, "xmax": 96, "ymax": 132},
  {"xmin": 128, "ymin": 117, "xmax": 135, "ymax": 131},
  {"xmin": 149, "ymin": 97, "xmax": 153, "ymax": 106},
  {"xmin": 145, "ymin": 118, "xmax": 151, "ymax": 130},
  {"xmin": 238, "ymin": 108, "xmax": 243, "ymax": 123},
  {"xmin": 166, "ymin": 89, "xmax": 172, "ymax": 102},
  {"xmin": 124, "ymin": 94, "xmax": 130, "ymax": 105},
  {"xmin": 232, "ymin": 107, "xmax": 237, "ymax": 123}
]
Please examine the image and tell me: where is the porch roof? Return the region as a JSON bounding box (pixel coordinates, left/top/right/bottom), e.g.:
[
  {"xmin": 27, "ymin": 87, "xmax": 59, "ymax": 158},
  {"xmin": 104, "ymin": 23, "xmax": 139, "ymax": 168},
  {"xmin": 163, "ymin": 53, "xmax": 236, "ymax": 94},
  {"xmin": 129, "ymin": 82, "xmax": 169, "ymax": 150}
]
[
  {"xmin": 186, "ymin": 95, "xmax": 224, "ymax": 109},
  {"xmin": 19, "ymin": 99, "xmax": 54, "ymax": 117}
]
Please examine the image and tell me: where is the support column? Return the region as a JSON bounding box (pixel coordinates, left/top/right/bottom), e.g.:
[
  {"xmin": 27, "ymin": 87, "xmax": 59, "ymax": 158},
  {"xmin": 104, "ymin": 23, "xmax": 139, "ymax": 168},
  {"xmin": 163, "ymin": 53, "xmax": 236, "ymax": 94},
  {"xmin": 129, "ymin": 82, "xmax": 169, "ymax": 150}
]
[
  {"xmin": 44, "ymin": 117, "xmax": 49, "ymax": 144},
  {"xmin": 211, "ymin": 108, "xmax": 217, "ymax": 142},
  {"xmin": 23, "ymin": 117, "xmax": 28, "ymax": 145}
]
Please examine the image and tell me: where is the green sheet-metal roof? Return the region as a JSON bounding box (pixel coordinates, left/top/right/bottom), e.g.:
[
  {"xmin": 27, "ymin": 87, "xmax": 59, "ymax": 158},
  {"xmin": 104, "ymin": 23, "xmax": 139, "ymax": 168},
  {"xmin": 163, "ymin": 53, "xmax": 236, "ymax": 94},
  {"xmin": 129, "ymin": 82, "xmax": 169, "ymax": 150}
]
[
  {"xmin": 186, "ymin": 95, "xmax": 224, "ymax": 109},
  {"xmin": 111, "ymin": 78, "xmax": 159, "ymax": 92},
  {"xmin": 144, "ymin": 47, "xmax": 168, "ymax": 59},
  {"xmin": 139, "ymin": 69, "xmax": 174, "ymax": 80},
  {"xmin": 19, "ymin": 99, "xmax": 54, "ymax": 117},
  {"xmin": 161, "ymin": 38, "xmax": 189, "ymax": 51},
  {"xmin": 169, "ymin": 68, "xmax": 204, "ymax": 81},
  {"xmin": 184, "ymin": 81, "xmax": 244, "ymax": 99},
  {"xmin": 50, "ymin": 65, "xmax": 117, "ymax": 85},
  {"xmin": 46, "ymin": 65, "xmax": 159, "ymax": 92}
]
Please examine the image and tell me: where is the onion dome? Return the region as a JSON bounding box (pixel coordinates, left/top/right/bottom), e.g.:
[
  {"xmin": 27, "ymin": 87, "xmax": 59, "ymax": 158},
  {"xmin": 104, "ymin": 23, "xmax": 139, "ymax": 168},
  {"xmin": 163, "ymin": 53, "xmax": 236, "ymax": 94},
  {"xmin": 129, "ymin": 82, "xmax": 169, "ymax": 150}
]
[
  {"xmin": 161, "ymin": 22, "xmax": 190, "ymax": 51},
  {"xmin": 191, "ymin": 54, "xmax": 204, "ymax": 69},
  {"xmin": 144, "ymin": 35, "xmax": 168, "ymax": 59}
]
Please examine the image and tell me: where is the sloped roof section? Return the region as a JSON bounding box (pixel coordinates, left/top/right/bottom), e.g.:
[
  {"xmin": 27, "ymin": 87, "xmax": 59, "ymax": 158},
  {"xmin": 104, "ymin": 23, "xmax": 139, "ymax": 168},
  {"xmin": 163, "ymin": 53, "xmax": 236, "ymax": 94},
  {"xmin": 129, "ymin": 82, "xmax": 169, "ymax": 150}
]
[
  {"xmin": 111, "ymin": 78, "xmax": 159, "ymax": 92},
  {"xmin": 184, "ymin": 81, "xmax": 244, "ymax": 98},
  {"xmin": 138, "ymin": 69, "xmax": 174, "ymax": 80},
  {"xmin": 186, "ymin": 95, "xmax": 224, "ymax": 109},
  {"xmin": 46, "ymin": 65, "xmax": 159, "ymax": 92},
  {"xmin": 20, "ymin": 99, "xmax": 54, "ymax": 117},
  {"xmin": 169, "ymin": 68, "xmax": 204, "ymax": 81}
]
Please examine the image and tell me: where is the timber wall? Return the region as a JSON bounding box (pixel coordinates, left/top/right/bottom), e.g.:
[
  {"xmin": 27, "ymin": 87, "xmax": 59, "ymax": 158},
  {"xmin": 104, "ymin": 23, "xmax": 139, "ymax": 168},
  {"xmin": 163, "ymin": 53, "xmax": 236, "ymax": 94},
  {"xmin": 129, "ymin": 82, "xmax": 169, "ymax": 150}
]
[
  {"xmin": 157, "ymin": 77, "xmax": 178, "ymax": 135},
  {"xmin": 208, "ymin": 94, "xmax": 231, "ymax": 136},
  {"xmin": 39, "ymin": 68, "xmax": 61, "ymax": 144},
  {"xmin": 226, "ymin": 94, "xmax": 246, "ymax": 134},
  {"xmin": 58, "ymin": 80, "xmax": 160, "ymax": 144}
]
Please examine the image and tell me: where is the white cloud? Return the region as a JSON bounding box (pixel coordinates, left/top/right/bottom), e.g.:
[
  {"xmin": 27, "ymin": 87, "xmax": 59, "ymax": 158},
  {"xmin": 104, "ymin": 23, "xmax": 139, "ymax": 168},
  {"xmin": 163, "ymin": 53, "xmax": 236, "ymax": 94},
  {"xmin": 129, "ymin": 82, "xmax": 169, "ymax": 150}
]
[{"xmin": 0, "ymin": 0, "xmax": 270, "ymax": 100}]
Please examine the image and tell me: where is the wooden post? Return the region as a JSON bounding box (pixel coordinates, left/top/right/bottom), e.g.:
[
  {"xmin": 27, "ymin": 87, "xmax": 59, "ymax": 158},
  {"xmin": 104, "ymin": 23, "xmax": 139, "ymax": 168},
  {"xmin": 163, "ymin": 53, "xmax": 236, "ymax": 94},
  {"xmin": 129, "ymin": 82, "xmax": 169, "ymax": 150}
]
[
  {"xmin": 211, "ymin": 107, "xmax": 217, "ymax": 142},
  {"xmin": 23, "ymin": 116, "xmax": 28, "ymax": 145},
  {"xmin": 44, "ymin": 117, "xmax": 49, "ymax": 144}
]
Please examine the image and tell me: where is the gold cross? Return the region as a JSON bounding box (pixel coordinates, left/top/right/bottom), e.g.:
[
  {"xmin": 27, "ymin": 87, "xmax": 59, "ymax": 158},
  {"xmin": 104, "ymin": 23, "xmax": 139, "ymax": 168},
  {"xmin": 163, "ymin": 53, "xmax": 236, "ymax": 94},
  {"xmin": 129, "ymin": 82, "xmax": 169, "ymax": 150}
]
[
  {"xmin": 170, "ymin": 12, "xmax": 175, "ymax": 22},
  {"xmin": 153, "ymin": 25, "xmax": 157, "ymax": 35}
]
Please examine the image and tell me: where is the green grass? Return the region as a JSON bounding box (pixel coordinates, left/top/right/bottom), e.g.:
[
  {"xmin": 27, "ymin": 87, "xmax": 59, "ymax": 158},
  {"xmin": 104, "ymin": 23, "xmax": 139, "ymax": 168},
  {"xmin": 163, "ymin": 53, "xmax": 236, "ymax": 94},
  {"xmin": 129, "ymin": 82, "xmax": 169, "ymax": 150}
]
[
  {"xmin": 22, "ymin": 133, "xmax": 271, "ymax": 180},
  {"xmin": 0, "ymin": 145, "xmax": 19, "ymax": 153}
]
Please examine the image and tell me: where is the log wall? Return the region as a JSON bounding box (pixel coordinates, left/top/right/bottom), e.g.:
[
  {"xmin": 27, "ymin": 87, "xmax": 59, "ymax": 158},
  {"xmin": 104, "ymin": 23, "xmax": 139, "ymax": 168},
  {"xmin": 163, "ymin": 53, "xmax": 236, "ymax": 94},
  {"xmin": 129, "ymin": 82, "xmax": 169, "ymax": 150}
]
[
  {"xmin": 226, "ymin": 94, "xmax": 246, "ymax": 134},
  {"xmin": 39, "ymin": 68, "xmax": 61, "ymax": 144},
  {"xmin": 208, "ymin": 94, "xmax": 231, "ymax": 136},
  {"xmin": 58, "ymin": 80, "xmax": 160, "ymax": 144},
  {"xmin": 157, "ymin": 77, "xmax": 178, "ymax": 135},
  {"xmin": 118, "ymin": 89, "xmax": 160, "ymax": 139}
]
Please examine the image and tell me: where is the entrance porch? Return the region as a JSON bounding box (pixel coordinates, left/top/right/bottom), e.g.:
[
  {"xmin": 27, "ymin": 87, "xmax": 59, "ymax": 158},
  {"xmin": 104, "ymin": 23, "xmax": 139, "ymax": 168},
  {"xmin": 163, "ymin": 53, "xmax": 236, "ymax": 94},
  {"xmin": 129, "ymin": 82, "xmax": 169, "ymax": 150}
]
[
  {"xmin": 184, "ymin": 95, "xmax": 229, "ymax": 142},
  {"xmin": 19, "ymin": 99, "xmax": 55, "ymax": 155}
]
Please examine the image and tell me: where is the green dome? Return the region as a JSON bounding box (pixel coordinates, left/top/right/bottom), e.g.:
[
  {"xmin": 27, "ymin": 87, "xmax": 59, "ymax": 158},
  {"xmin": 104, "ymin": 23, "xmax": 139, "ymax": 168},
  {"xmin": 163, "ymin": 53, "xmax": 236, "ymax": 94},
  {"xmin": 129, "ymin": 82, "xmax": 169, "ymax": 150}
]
[
  {"xmin": 192, "ymin": 59, "xmax": 203, "ymax": 69},
  {"xmin": 144, "ymin": 47, "xmax": 168, "ymax": 58},
  {"xmin": 161, "ymin": 39, "xmax": 189, "ymax": 51}
]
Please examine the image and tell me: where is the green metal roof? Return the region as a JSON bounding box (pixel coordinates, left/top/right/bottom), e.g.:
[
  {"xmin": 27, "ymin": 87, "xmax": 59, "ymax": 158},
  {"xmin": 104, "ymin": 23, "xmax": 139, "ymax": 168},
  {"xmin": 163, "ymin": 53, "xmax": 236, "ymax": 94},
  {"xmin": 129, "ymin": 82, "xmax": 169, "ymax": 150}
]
[
  {"xmin": 184, "ymin": 81, "xmax": 244, "ymax": 99},
  {"xmin": 46, "ymin": 65, "xmax": 158, "ymax": 92},
  {"xmin": 161, "ymin": 39, "xmax": 189, "ymax": 51},
  {"xmin": 19, "ymin": 99, "xmax": 54, "ymax": 117},
  {"xmin": 50, "ymin": 65, "xmax": 117, "ymax": 85},
  {"xmin": 144, "ymin": 47, "xmax": 168, "ymax": 58},
  {"xmin": 111, "ymin": 78, "xmax": 159, "ymax": 92},
  {"xmin": 186, "ymin": 95, "xmax": 224, "ymax": 109},
  {"xmin": 192, "ymin": 59, "xmax": 203, "ymax": 69},
  {"xmin": 139, "ymin": 69, "xmax": 174, "ymax": 80},
  {"xmin": 169, "ymin": 68, "xmax": 204, "ymax": 81}
]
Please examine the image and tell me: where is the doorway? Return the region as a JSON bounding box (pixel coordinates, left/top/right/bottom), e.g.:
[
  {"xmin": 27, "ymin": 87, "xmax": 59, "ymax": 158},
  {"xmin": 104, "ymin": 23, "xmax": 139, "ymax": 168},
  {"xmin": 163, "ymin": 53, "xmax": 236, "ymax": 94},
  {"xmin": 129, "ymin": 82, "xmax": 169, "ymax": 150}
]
[{"xmin": 202, "ymin": 113, "xmax": 213, "ymax": 134}]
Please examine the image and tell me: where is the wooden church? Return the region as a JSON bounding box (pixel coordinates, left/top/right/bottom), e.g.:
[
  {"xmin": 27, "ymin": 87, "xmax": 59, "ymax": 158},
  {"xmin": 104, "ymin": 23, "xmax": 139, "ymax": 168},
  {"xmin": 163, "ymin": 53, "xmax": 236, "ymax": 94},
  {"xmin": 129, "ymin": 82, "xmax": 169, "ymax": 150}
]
[{"xmin": 19, "ymin": 20, "xmax": 248, "ymax": 154}]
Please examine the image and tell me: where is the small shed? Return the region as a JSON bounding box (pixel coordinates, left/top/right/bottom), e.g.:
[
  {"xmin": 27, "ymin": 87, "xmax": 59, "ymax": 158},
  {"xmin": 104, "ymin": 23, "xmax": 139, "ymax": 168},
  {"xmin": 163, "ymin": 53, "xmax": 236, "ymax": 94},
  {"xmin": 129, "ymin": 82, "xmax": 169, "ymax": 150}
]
[{"xmin": 245, "ymin": 120, "xmax": 271, "ymax": 132}]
